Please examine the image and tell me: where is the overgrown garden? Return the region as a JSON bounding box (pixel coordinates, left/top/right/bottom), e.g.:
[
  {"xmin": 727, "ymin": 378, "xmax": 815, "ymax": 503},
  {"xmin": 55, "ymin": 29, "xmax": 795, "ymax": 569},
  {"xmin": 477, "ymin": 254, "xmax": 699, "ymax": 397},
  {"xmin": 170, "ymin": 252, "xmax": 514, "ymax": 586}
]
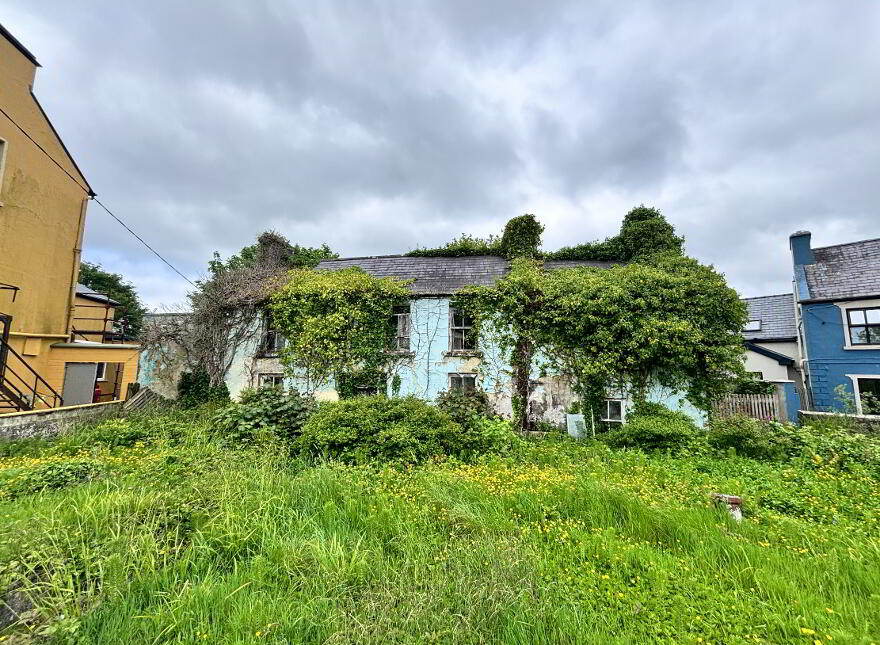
[{"xmin": 1, "ymin": 397, "xmax": 879, "ymax": 643}]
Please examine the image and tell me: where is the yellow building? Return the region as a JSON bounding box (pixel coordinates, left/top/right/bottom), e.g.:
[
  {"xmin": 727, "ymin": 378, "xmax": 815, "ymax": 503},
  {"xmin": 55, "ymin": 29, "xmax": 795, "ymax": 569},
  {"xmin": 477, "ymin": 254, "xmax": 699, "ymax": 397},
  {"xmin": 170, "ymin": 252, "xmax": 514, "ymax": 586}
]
[{"xmin": 0, "ymin": 23, "xmax": 140, "ymax": 412}]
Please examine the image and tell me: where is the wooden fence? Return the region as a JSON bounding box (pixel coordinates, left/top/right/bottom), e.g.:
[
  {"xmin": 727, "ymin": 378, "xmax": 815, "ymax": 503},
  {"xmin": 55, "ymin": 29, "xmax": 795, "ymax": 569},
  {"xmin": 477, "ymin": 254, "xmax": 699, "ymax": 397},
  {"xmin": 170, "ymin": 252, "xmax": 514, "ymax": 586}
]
[{"xmin": 712, "ymin": 393, "xmax": 781, "ymax": 421}]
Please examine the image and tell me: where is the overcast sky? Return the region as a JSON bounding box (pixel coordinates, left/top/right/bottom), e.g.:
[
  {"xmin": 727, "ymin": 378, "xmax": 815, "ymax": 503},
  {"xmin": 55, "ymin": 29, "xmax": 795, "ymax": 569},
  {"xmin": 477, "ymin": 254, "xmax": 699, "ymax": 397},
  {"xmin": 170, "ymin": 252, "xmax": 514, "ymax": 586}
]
[{"xmin": 3, "ymin": 1, "xmax": 879, "ymax": 309}]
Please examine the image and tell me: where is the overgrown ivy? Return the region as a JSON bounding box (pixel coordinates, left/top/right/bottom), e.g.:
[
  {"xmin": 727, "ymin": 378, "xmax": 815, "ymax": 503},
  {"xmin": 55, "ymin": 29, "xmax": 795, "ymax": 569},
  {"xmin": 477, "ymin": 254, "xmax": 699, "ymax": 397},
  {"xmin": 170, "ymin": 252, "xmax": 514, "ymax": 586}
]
[
  {"xmin": 458, "ymin": 254, "xmax": 747, "ymax": 431},
  {"xmin": 269, "ymin": 267, "xmax": 411, "ymax": 395},
  {"xmin": 406, "ymin": 206, "xmax": 682, "ymax": 262}
]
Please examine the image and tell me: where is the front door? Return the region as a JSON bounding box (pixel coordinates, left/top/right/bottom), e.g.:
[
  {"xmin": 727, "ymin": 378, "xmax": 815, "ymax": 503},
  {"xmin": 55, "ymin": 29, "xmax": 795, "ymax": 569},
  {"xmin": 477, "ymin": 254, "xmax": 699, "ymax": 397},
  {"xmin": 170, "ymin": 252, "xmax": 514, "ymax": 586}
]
[{"xmin": 62, "ymin": 362, "xmax": 99, "ymax": 406}]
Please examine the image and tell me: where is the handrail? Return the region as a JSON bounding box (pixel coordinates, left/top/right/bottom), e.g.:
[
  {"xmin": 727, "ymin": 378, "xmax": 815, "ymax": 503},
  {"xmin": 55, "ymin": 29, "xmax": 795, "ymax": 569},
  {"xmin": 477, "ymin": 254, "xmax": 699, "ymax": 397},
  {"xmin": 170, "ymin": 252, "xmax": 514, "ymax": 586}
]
[{"xmin": 0, "ymin": 334, "xmax": 63, "ymax": 410}]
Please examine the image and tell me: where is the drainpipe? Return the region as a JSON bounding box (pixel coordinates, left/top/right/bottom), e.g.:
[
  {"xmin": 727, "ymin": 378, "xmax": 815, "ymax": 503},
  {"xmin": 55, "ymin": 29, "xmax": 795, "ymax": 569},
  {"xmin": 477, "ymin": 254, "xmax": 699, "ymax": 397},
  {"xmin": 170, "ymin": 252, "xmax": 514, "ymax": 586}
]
[{"xmin": 65, "ymin": 196, "xmax": 89, "ymax": 338}]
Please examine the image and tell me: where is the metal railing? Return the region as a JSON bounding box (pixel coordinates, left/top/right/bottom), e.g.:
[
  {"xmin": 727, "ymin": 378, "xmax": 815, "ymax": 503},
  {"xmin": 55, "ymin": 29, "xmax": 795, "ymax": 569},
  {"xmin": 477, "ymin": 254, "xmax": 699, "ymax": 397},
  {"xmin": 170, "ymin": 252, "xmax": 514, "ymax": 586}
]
[
  {"xmin": 71, "ymin": 293, "xmax": 131, "ymax": 344},
  {"xmin": 0, "ymin": 314, "xmax": 63, "ymax": 412}
]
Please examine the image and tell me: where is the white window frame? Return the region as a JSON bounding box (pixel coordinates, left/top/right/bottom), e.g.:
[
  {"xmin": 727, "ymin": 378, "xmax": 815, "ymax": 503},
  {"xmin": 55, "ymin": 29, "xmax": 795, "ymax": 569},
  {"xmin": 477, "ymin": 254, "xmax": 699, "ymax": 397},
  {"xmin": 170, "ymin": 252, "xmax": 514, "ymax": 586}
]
[
  {"xmin": 0, "ymin": 138, "xmax": 7, "ymax": 206},
  {"xmin": 744, "ymin": 320, "xmax": 762, "ymax": 332},
  {"xmin": 258, "ymin": 373, "xmax": 285, "ymax": 389},
  {"xmin": 837, "ymin": 299, "xmax": 880, "ymax": 350},
  {"xmin": 448, "ymin": 373, "xmax": 477, "ymax": 392},
  {"xmin": 600, "ymin": 398, "xmax": 626, "ymax": 423},
  {"xmin": 95, "ymin": 362, "xmax": 107, "ymax": 381},
  {"xmin": 846, "ymin": 374, "xmax": 880, "ymax": 415}
]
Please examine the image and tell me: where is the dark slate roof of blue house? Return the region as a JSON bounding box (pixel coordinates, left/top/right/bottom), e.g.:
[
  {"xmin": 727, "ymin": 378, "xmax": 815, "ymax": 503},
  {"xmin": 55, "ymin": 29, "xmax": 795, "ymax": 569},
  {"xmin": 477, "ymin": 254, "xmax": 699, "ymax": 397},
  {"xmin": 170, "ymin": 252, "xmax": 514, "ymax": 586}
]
[
  {"xmin": 803, "ymin": 237, "xmax": 880, "ymax": 301},
  {"xmin": 315, "ymin": 255, "xmax": 615, "ymax": 295},
  {"xmin": 741, "ymin": 293, "xmax": 797, "ymax": 341}
]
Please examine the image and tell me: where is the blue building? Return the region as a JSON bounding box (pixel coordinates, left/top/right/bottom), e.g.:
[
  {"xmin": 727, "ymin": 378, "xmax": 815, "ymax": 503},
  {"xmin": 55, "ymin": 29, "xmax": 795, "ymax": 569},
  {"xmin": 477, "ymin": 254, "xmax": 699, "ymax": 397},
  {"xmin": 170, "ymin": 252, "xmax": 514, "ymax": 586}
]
[{"xmin": 790, "ymin": 231, "xmax": 880, "ymax": 414}]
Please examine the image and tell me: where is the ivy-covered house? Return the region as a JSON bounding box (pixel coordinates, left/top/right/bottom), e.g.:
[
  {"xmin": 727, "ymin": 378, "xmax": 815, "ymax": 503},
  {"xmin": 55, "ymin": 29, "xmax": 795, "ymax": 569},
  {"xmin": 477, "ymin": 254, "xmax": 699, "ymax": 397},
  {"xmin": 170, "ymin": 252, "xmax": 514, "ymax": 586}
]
[
  {"xmin": 790, "ymin": 231, "xmax": 880, "ymax": 414},
  {"xmin": 231, "ymin": 254, "xmax": 708, "ymax": 426}
]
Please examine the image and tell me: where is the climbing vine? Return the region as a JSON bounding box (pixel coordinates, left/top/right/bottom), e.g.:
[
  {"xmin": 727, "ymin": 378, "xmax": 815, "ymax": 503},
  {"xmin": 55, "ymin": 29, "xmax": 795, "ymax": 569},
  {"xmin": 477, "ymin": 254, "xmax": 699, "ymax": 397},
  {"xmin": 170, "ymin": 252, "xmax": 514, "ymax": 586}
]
[
  {"xmin": 459, "ymin": 254, "xmax": 747, "ymax": 430},
  {"xmin": 269, "ymin": 267, "xmax": 411, "ymax": 395}
]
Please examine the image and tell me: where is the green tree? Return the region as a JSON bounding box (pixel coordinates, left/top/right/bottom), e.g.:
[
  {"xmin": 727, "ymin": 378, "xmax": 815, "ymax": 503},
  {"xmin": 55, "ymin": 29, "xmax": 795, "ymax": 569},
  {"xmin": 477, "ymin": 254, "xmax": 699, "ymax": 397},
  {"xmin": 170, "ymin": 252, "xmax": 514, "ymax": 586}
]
[
  {"xmin": 269, "ymin": 267, "xmax": 411, "ymax": 394},
  {"xmin": 77, "ymin": 261, "xmax": 147, "ymax": 338},
  {"xmin": 209, "ymin": 231, "xmax": 337, "ymax": 274}
]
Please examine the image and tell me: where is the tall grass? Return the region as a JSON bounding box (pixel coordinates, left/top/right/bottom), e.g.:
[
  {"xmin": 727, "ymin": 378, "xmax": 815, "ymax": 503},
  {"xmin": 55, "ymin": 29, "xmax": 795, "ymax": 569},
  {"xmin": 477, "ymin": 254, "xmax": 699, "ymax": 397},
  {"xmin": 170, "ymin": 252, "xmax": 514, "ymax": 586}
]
[{"xmin": 0, "ymin": 411, "xmax": 878, "ymax": 643}]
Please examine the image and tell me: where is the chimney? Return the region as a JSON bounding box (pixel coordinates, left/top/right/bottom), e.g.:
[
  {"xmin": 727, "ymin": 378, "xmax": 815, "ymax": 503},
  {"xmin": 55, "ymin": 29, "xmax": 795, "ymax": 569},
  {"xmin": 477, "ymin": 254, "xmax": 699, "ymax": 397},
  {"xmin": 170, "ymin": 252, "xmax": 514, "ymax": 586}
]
[{"xmin": 789, "ymin": 230, "xmax": 814, "ymax": 266}]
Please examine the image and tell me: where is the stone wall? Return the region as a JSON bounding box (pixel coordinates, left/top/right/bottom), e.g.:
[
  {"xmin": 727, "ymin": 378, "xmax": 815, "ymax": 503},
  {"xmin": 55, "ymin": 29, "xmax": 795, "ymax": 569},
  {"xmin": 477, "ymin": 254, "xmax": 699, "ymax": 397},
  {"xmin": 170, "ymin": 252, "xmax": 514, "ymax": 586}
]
[
  {"xmin": 0, "ymin": 401, "xmax": 122, "ymax": 441},
  {"xmin": 798, "ymin": 409, "xmax": 880, "ymax": 433}
]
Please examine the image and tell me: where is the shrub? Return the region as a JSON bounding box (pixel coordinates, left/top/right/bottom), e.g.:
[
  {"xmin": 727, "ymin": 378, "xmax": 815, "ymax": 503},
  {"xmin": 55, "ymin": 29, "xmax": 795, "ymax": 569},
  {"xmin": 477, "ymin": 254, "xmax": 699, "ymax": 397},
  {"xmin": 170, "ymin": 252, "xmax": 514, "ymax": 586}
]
[
  {"xmin": 602, "ymin": 406, "xmax": 703, "ymax": 453},
  {"xmin": 297, "ymin": 396, "xmax": 463, "ymax": 463},
  {"xmin": 707, "ymin": 415, "xmax": 791, "ymax": 460},
  {"xmin": 455, "ymin": 417, "xmax": 523, "ymax": 458},
  {"xmin": 435, "ymin": 388, "xmax": 493, "ymax": 429},
  {"xmin": 177, "ymin": 367, "xmax": 230, "ymax": 408},
  {"xmin": 212, "ymin": 386, "xmax": 314, "ymax": 445}
]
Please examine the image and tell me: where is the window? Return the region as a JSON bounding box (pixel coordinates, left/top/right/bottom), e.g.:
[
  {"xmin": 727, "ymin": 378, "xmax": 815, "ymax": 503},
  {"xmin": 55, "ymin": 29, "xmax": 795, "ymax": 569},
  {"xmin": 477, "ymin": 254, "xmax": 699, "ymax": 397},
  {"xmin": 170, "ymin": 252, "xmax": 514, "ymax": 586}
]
[
  {"xmin": 95, "ymin": 362, "xmax": 107, "ymax": 381},
  {"xmin": 600, "ymin": 399, "xmax": 625, "ymax": 423},
  {"xmin": 749, "ymin": 371, "xmax": 764, "ymax": 380},
  {"xmin": 449, "ymin": 309, "xmax": 476, "ymax": 351},
  {"xmin": 258, "ymin": 373, "xmax": 284, "ymax": 389},
  {"xmin": 743, "ymin": 320, "xmax": 761, "ymax": 332},
  {"xmin": 847, "ymin": 307, "xmax": 880, "ymax": 345},
  {"xmin": 449, "ymin": 373, "xmax": 477, "ymax": 392},
  {"xmin": 0, "ymin": 138, "xmax": 7, "ymax": 205},
  {"xmin": 391, "ymin": 305, "xmax": 410, "ymax": 351},
  {"xmin": 857, "ymin": 378, "xmax": 880, "ymax": 415},
  {"xmin": 262, "ymin": 329, "xmax": 287, "ymax": 355}
]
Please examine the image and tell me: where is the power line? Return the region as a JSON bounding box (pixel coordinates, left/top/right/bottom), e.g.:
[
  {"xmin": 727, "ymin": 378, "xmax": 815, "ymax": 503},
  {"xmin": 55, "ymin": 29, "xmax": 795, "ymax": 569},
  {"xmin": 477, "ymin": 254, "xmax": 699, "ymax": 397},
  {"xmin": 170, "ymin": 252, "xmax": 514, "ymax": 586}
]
[
  {"xmin": 0, "ymin": 104, "xmax": 90, "ymax": 194},
  {"xmin": 0, "ymin": 104, "xmax": 197, "ymax": 289},
  {"xmin": 92, "ymin": 198, "xmax": 198, "ymax": 288}
]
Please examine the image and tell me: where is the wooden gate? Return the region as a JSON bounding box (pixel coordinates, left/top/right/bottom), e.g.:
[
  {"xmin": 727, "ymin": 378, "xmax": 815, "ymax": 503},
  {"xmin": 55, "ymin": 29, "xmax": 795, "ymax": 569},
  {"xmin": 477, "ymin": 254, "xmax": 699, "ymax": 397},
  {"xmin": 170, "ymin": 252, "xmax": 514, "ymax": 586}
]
[{"xmin": 712, "ymin": 393, "xmax": 781, "ymax": 421}]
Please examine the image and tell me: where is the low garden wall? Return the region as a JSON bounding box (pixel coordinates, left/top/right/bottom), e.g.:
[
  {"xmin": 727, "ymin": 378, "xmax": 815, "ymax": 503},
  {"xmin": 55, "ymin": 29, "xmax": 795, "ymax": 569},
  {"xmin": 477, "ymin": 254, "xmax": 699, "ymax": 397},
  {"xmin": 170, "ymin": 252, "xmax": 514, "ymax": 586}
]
[
  {"xmin": 0, "ymin": 401, "xmax": 123, "ymax": 441},
  {"xmin": 798, "ymin": 410, "xmax": 880, "ymax": 433}
]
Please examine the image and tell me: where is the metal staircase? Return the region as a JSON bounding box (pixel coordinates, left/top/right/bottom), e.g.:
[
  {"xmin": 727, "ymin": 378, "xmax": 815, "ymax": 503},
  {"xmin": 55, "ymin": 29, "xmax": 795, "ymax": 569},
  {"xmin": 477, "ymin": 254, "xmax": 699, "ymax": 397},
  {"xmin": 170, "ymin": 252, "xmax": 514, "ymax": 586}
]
[{"xmin": 0, "ymin": 314, "xmax": 63, "ymax": 412}]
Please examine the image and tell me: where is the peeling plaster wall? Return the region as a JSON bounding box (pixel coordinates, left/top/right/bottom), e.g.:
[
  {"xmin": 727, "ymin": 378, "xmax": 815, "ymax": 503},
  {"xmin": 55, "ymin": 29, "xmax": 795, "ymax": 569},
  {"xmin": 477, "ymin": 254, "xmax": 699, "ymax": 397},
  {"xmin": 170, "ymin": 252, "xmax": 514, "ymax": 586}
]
[{"xmin": 225, "ymin": 295, "xmax": 705, "ymax": 427}]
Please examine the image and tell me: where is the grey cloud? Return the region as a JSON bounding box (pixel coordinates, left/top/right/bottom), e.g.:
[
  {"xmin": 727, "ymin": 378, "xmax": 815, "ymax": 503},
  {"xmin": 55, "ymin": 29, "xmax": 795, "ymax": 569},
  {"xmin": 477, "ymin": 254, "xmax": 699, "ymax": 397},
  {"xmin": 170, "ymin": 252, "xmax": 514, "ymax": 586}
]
[{"xmin": 2, "ymin": 0, "xmax": 879, "ymax": 308}]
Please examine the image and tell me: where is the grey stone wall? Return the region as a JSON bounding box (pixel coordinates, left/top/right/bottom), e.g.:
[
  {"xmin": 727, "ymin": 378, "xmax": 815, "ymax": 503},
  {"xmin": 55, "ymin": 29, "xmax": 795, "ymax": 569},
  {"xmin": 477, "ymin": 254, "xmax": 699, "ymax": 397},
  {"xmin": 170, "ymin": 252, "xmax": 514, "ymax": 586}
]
[{"xmin": 0, "ymin": 401, "xmax": 123, "ymax": 441}]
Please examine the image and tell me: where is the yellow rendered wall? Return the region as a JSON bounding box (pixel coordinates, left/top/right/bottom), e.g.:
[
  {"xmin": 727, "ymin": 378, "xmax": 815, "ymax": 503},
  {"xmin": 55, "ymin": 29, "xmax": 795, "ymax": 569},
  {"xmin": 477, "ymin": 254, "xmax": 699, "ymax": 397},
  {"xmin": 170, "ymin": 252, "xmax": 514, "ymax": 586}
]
[
  {"xmin": 0, "ymin": 35, "xmax": 91, "ymax": 337},
  {"xmin": 43, "ymin": 346, "xmax": 141, "ymax": 404}
]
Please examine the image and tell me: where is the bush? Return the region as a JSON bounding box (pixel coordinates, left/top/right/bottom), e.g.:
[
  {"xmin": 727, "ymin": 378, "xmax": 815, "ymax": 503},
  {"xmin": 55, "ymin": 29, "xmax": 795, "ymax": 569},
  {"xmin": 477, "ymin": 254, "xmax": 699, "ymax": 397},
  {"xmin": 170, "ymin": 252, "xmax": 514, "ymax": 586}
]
[
  {"xmin": 602, "ymin": 406, "xmax": 703, "ymax": 453},
  {"xmin": 212, "ymin": 386, "xmax": 314, "ymax": 445},
  {"xmin": 298, "ymin": 396, "xmax": 464, "ymax": 463},
  {"xmin": 435, "ymin": 388, "xmax": 494, "ymax": 429},
  {"xmin": 707, "ymin": 415, "xmax": 791, "ymax": 460},
  {"xmin": 177, "ymin": 367, "xmax": 230, "ymax": 408}
]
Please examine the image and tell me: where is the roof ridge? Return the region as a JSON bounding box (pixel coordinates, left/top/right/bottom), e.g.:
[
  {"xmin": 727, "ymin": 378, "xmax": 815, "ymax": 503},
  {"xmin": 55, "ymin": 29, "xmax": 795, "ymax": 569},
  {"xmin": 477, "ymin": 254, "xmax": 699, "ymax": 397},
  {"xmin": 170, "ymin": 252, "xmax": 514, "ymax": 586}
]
[
  {"xmin": 813, "ymin": 236, "xmax": 880, "ymax": 252},
  {"xmin": 742, "ymin": 293, "xmax": 793, "ymax": 300},
  {"xmin": 320, "ymin": 254, "xmax": 508, "ymax": 262}
]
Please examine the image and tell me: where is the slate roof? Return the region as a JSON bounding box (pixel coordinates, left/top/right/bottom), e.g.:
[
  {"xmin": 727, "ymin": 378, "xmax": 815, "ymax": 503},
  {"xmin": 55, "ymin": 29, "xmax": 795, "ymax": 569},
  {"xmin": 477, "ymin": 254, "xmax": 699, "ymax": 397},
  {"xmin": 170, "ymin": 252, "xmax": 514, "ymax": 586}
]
[
  {"xmin": 802, "ymin": 238, "xmax": 880, "ymax": 301},
  {"xmin": 741, "ymin": 293, "xmax": 797, "ymax": 341},
  {"xmin": 76, "ymin": 283, "xmax": 119, "ymax": 306},
  {"xmin": 314, "ymin": 255, "xmax": 615, "ymax": 295}
]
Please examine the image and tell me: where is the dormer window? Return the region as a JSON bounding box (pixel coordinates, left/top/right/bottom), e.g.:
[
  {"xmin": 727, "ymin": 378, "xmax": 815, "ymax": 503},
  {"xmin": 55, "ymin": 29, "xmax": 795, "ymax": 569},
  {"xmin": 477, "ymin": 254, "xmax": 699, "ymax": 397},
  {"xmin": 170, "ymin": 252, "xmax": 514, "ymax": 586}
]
[{"xmin": 743, "ymin": 320, "xmax": 761, "ymax": 332}]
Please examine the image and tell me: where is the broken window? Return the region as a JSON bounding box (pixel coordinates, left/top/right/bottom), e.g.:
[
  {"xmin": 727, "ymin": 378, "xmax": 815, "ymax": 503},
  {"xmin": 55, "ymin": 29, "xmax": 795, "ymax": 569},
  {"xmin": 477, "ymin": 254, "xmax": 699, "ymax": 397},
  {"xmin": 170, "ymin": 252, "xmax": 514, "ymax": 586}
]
[
  {"xmin": 449, "ymin": 308, "xmax": 476, "ymax": 351},
  {"xmin": 449, "ymin": 373, "xmax": 477, "ymax": 392},
  {"xmin": 391, "ymin": 305, "xmax": 410, "ymax": 351}
]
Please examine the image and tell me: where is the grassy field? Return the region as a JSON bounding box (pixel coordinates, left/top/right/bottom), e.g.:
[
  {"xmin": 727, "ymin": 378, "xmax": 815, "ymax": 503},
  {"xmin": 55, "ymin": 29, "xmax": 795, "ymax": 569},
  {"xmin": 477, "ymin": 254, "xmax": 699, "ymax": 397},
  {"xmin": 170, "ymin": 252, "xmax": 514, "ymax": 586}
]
[{"xmin": 1, "ymin": 409, "xmax": 879, "ymax": 644}]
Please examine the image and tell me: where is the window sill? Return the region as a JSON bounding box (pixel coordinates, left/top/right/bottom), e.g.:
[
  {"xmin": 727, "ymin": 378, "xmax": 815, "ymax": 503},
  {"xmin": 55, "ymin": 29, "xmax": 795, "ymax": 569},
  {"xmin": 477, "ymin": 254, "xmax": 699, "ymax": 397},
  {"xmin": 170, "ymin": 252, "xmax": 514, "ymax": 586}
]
[
  {"xmin": 843, "ymin": 345, "xmax": 880, "ymax": 351},
  {"xmin": 385, "ymin": 350, "xmax": 415, "ymax": 358},
  {"xmin": 443, "ymin": 350, "xmax": 482, "ymax": 358}
]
